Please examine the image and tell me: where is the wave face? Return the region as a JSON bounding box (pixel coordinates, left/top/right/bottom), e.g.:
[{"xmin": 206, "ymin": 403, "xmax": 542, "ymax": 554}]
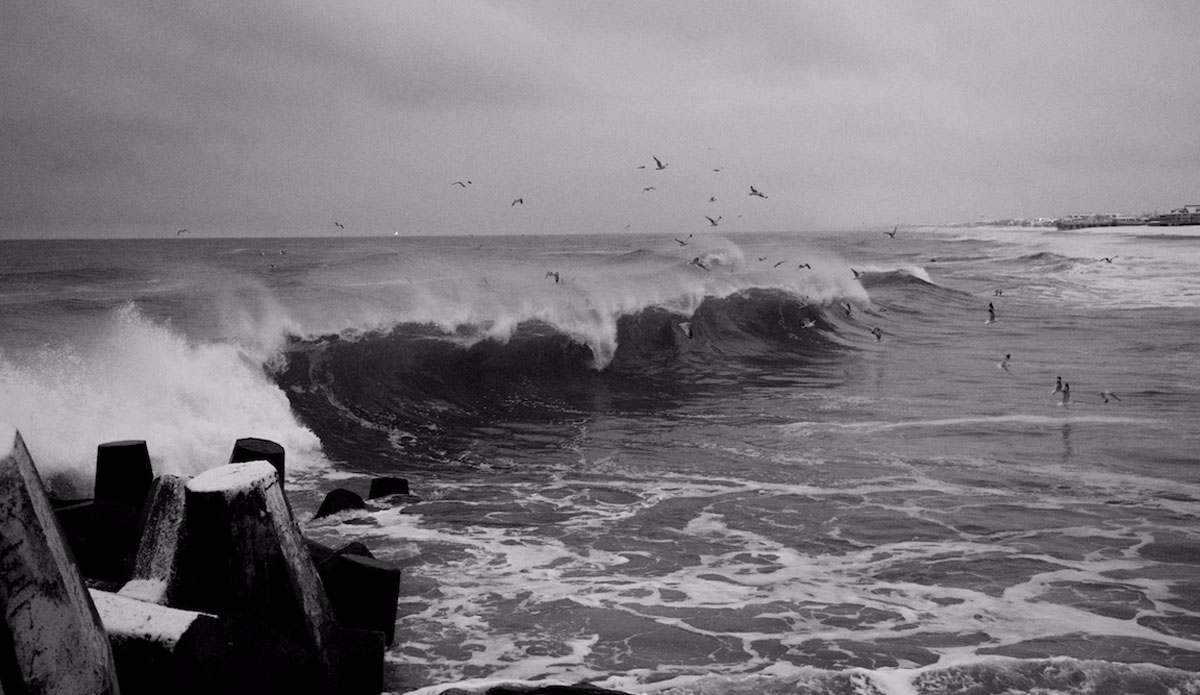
[{"xmin": 273, "ymin": 288, "xmax": 844, "ymax": 470}]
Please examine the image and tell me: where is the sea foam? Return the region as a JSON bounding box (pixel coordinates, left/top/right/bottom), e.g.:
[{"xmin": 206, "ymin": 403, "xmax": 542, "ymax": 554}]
[{"xmin": 0, "ymin": 303, "xmax": 319, "ymax": 495}]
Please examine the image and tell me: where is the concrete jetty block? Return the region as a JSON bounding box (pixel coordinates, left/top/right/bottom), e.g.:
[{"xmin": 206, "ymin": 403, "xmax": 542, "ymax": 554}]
[
  {"xmin": 367, "ymin": 476, "xmax": 410, "ymax": 499},
  {"xmin": 90, "ymin": 588, "xmax": 223, "ymax": 695},
  {"xmin": 314, "ymin": 487, "xmax": 367, "ymax": 518},
  {"xmin": 121, "ymin": 474, "xmax": 189, "ymax": 605},
  {"xmin": 308, "ymin": 540, "xmax": 401, "ymax": 645},
  {"xmin": 228, "ymin": 437, "xmax": 286, "ymax": 491},
  {"xmin": 176, "ymin": 461, "xmax": 345, "ymax": 686},
  {"xmin": 95, "ymin": 440, "xmax": 153, "ymax": 511},
  {"xmin": 0, "ymin": 423, "xmax": 119, "ymax": 695}
]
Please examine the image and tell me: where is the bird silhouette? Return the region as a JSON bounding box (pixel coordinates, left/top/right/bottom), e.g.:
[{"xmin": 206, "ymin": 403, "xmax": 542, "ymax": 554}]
[
  {"xmin": 749, "ymin": 186, "xmax": 767, "ymax": 198},
  {"xmin": 885, "ymin": 226, "xmax": 898, "ymax": 238},
  {"xmin": 175, "ymin": 229, "xmax": 188, "ymax": 236},
  {"xmin": 452, "ymin": 181, "xmax": 472, "ymax": 187},
  {"xmin": 511, "ymin": 198, "xmax": 524, "ymax": 206},
  {"xmin": 653, "ymin": 156, "xmax": 668, "ymax": 171},
  {"xmin": 705, "ymin": 216, "xmax": 721, "ymax": 227},
  {"xmin": 674, "ymin": 234, "xmax": 692, "ymax": 246}
]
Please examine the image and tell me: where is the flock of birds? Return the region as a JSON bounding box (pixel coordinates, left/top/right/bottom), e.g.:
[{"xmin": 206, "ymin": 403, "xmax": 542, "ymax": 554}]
[
  {"xmin": 170, "ymin": 155, "xmax": 1126, "ymax": 411},
  {"xmin": 445, "ymin": 155, "xmax": 772, "ymax": 232}
]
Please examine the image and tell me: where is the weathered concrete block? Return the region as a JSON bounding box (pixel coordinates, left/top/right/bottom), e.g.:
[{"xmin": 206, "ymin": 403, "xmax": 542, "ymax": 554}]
[
  {"xmin": 0, "ymin": 423, "xmax": 119, "ymax": 694},
  {"xmin": 309, "ymin": 539, "xmax": 401, "ymax": 645},
  {"xmin": 228, "ymin": 437, "xmax": 286, "ymax": 490},
  {"xmin": 90, "ymin": 588, "xmax": 224, "ymax": 695},
  {"xmin": 367, "ymin": 476, "xmax": 409, "ymax": 499},
  {"xmin": 94, "ymin": 439, "xmax": 153, "ymax": 512},
  {"xmin": 175, "ymin": 462, "xmax": 355, "ymax": 689},
  {"xmin": 314, "ymin": 488, "xmax": 366, "ymax": 518},
  {"xmin": 121, "ymin": 474, "xmax": 189, "ymax": 605}
]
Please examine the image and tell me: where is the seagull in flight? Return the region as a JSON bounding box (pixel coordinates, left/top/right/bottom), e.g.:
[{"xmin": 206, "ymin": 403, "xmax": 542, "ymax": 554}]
[
  {"xmin": 653, "ymin": 156, "xmax": 668, "ymax": 171},
  {"xmin": 851, "ymin": 268, "xmax": 863, "ymax": 278},
  {"xmin": 708, "ymin": 196, "xmax": 717, "ymax": 202},
  {"xmin": 675, "ymin": 234, "xmax": 692, "ymax": 246},
  {"xmin": 885, "ymin": 226, "xmax": 898, "ymax": 238},
  {"xmin": 706, "ymin": 216, "xmax": 721, "ymax": 227},
  {"xmin": 511, "ymin": 198, "xmax": 524, "ymax": 206},
  {"xmin": 333, "ymin": 222, "xmax": 344, "ymax": 230},
  {"xmin": 643, "ymin": 186, "xmax": 656, "ymax": 192},
  {"xmin": 773, "ymin": 260, "xmax": 786, "ymax": 268},
  {"xmin": 749, "ymin": 185, "xmax": 767, "ymax": 198},
  {"xmin": 452, "ymin": 181, "xmax": 472, "ymax": 187},
  {"xmin": 688, "ymin": 256, "xmax": 710, "ymax": 271},
  {"xmin": 545, "ymin": 271, "xmax": 560, "ymax": 283},
  {"xmin": 175, "ymin": 228, "xmax": 188, "ymax": 236},
  {"xmin": 1101, "ymin": 256, "xmax": 1117, "ymax": 263},
  {"xmin": 797, "ymin": 262, "xmax": 811, "ymax": 269}
]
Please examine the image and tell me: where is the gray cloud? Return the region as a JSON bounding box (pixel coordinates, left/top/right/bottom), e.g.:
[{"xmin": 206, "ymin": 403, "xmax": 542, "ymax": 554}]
[{"xmin": 3, "ymin": 1, "xmax": 1200, "ymax": 237}]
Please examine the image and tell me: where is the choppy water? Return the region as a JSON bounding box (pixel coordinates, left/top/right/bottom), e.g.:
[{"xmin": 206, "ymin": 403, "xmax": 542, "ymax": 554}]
[{"xmin": 2, "ymin": 227, "xmax": 1199, "ymax": 694}]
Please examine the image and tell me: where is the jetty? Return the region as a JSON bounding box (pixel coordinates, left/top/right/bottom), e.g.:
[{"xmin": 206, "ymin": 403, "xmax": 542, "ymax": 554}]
[{"xmin": 1, "ymin": 423, "xmax": 401, "ymax": 694}]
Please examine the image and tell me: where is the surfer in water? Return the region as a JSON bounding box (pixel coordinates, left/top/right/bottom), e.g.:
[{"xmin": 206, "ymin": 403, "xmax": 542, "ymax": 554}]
[{"xmin": 986, "ymin": 302, "xmax": 995, "ymax": 324}]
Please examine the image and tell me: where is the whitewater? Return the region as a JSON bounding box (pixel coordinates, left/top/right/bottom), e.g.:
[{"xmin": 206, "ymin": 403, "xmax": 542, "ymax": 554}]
[{"xmin": 1, "ymin": 226, "xmax": 1199, "ymax": 694}]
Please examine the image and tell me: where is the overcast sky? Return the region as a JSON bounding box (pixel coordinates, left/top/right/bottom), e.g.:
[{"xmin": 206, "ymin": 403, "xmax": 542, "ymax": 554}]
[{"xmin": 3, "ymin": 1, "xmax": 1199, "ymax": 238}]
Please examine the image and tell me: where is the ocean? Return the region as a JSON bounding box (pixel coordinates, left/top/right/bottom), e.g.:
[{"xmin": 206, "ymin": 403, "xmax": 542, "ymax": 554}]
[{"xmin": 1, "ymin": 226, "xmax": 1199, "ymax": 694}]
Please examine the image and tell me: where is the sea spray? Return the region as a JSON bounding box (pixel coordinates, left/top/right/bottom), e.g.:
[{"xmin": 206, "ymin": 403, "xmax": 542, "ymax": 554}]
[{"xmin": 0, "ymin": 303, "xmax": 319, "ymax": 495}]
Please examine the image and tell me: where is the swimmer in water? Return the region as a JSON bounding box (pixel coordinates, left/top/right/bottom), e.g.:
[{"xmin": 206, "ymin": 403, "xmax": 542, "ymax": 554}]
[
  {"xmin": 998, "ymin": 353, "xmax": 1012, "ymax": 374},
  {"xmin": 1052, "ymin": 376, "xmax": 1062, "ymax": 395},
  {"xmin": 1059, "ymin": 382, "xmax": 1071, "ymax": 407},
  {"xmin": 986, "ymin": 302, "xmax": 995, "ymax": 324},
  {"xmin": 871, "ymin": 327, "xmax": 882, "ymax": 342}
]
